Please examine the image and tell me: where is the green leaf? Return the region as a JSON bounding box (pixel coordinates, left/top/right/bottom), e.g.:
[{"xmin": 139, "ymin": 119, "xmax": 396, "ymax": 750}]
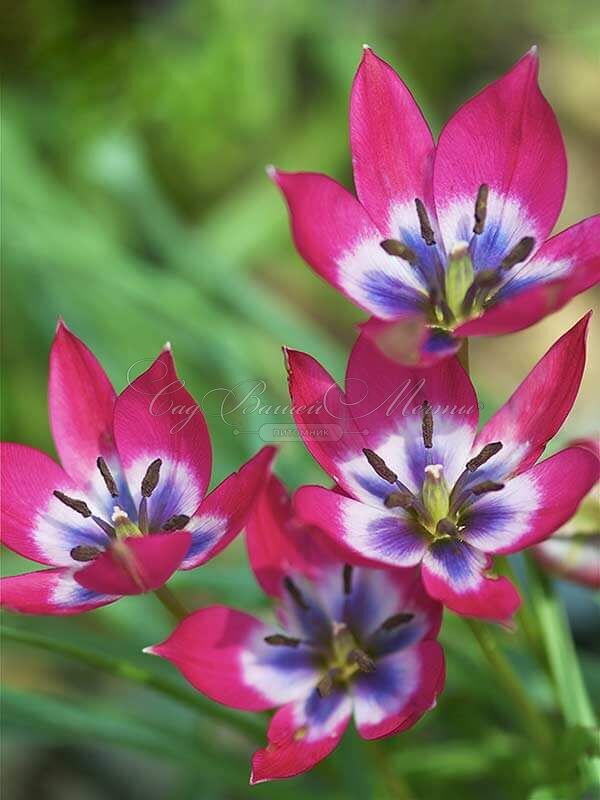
[{"xmin": 525, "ymin": 556, "xmax": 600, "ymax": 791}]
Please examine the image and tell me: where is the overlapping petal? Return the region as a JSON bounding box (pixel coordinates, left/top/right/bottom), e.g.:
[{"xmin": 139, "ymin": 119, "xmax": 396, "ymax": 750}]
[
  {"xmin": 179, "ymin": 446, "xmax": 276, "ymax": 569},
  {"xmin": 475, "ymin": 314, "xmax": 590, "ymax": 474},
  {"xmin": 534, "ymin": 534, "xmax": 600, "ymax": 589},
  {"xmin": 329, "ymin": 565, "xmax": 442, "ymax": 656},
  {"xmin": 246, "ymin": 475, "xmax": 340, "ymax": 597},
  {"xmin": 294, "ymin": 486, "xmax": 428, "ymax": 567},
  {"xmin": 353, "ymin": 640, "xmax": 445, "ymax": 739},
  {"xmin": 0, "ymin": 443, "xmax": 109, "ymax": 566},
  {"xmin": 345, "ymin": 333, "xmax": 477, "ymax": 496},
  {"xmin": 284, "ymin": 347, "xmax": 367, "ymax": 497},
  {"xmin": 49, "ymin": 321, "xmax": 117, "ymax": 488},
  {"xmin": 350, "ymin": 47, "xmax": 435, "ymax": 239},
  {"xmin": 114, "ymin": 347, "xmax": 212, "ymax": 529},
  {"xmin": 74, "ymin": 532, "xmax": 191, "ymax": 595},
  {"xmin": 148, "ymin": 607, "xmax": 320, "ymax": 712},
  {"xmin": 458, "ymin": 217, "xmax": 600, "ymax": 337},
  {"xmin": 434, "ymin": 48, "xmax": 566, "ymax": 260},
  {"xmin": 0, "ymin": 568, "xmax": 117, "ymax": 615},
  {"xmin": 250, "ymin": 689, "xmax": 352, "ymax": 783},
  {"xmin": 421, "ymin": 540, "xmax": 520, "ymax": 621},
  {"xmin": 270, "ymin": 169, "xmax": 427, "ymax": 319},
  {"xmin": 472, "ymin": 446, "xmax": 599, "ymax": 555}
]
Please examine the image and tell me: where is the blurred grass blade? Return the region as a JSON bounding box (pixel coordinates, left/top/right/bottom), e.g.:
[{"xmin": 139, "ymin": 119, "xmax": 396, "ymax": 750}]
[
  {"xmin": 1, "ymin": 624, "xmax": 263, "ymax": 740},
  {"xmin": 525, "ymin": 555, "xmax": 600, "ymax": 789},
  {"xmin": 3, "ymin": 686, "xmax": 192, "ymax": 761}
]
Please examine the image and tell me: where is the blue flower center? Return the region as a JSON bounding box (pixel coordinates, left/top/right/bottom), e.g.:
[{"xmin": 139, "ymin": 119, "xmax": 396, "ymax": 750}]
[{"xmin": 381, "ymin": 187, "xmax": 535, "ymax": 331}]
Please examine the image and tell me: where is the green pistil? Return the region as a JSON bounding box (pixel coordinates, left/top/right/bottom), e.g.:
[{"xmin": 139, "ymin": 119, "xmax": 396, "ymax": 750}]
[
  {"xmin": 112, "ymin": 507, "xmax": 143, "ymax": 540},
  {"xmin": 421, "ymin": 465, "xmax": 451, "ymax": 532},
  {"xmin": 329, "ymin": 623, "xmax": 375, "ymax": 682},
  {"xmin": 446, "ymin": 243, "xmax": 475, "ymax": 318}
]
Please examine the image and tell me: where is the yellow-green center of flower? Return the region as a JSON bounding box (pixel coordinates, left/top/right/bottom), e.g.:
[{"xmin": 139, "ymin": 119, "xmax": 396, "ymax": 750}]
[
  {"xmin": 421, "ymin": 464, "xmax": 451, "ymax": 532},
  {"xmin": 380, "ymin": 186, "xmax": 536, "ymax": 331}
]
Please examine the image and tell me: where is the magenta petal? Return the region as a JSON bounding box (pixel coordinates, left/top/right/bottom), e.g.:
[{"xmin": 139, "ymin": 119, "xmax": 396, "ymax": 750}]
[
  {"xmin": 350, "ymin": 47, "xmax": 434, "ymax": 237},
  {"xmin": 294, "ymin": 486, "xmax": 428, "ymax": 568},
  {"xmin": 490, "ymin": 446, "xmax": 599, "ymax": 555},
  {"xmin": 0, "ymin": 443, "xmax": 107, "ymax": 566},
  {"xmin": 353, "ymin": 640, "xmax": 445, "ymax": 740},
  {"xmin": 352, "ymin": 567, "xmax": 443, "ymax": 648},
  {"xmin": 246, "ymin": 476, "xmax": 342, "ymax": 597},
  {"xmin": 179, "ymin": 446, "xmax": 277, "ymax": 570},
  {"xmin": 49, "ymin": 321, "xmax": 117, "ymax": 487},
  {"xmin": 457, "ymin": 217, "xmax": 600, "ymax": 337},
  {"xmin": 346, "ymin": 331, "xmax": 477, "ymax": 490},
  {"xmin": 270, "ymin": 169, "xmax": 426, "ymax": 320},
  {"xmin": 148, "ymin": 606, "xmax": 320, "ymax": 711},
  {"xmin": 114, "ymin": 347, "xmax": 212, "ymax": 527},
  {"xmin": 1, "ymin": 568, "xmax": 117, "ymax": 615},
  {"xmin": 250, "ymin": 690, "xmax": 352, "ymax": 783},
  {"xmin": 421, "ymin": 540, "xmax": 520, "ymax": 621},
  {"xmin": 359, "ymin": 315, "xmax": 464, "ymax": 368},
  {"xmin": 543, "ymin": 215, "xmax": 600, "ymax": 297},
  {"xmin": 456, "ymin": 282, "xmax": 571, "ymax": 338},
  {"xmin": 475, "ymin": 314, "xmax": 590, "ymax": 474},
  {"xmin": 533, "ymin": 536, "xmax": 600, "ymax": 590},
  {"xmin": 434, "ymin": 48, "xmax": 566, "ymax": 254},
  {"xmin": 285, "ymin": 347, "xmax": 367, "ymax": 497},
  {"xmin": 74, "ymin": 532, "xmax": 191, "ymax": 595}
]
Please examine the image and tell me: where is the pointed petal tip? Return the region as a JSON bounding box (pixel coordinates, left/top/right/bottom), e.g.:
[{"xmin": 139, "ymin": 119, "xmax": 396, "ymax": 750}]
[
  {"xmin": 570, "ymin": 309, "xmax": 593, "ymax": 339},
  {"xmin": 282, "ymin": 346, "xmax": 291, "ymax": 375},
  {"xmin": 254, "ymin": 444, "xmax": 278, "ymax": 471},
  {"xmin": 519, "ymin": 45, "xmax": 540, "ymax": 76},
  {"xmin": 155, "ymin": 342, "xmax": 177, "ymax": 371},
  {"xmin": 53, "ymin": 318, "xmax": 76, "ymax": 342},
  {"xmin": 249, "ymin": 767, "xmax": 268, "ymax": 786},
  {"xmin": 265, "ymin": 164, "xmax": 278, "ymax": 181},
  {"xmin": 281, "ymin": 346, "xmax": 305, "ymax": 376},
  {"xmin": 359, "ymin": 43, "xmax": 379, "ymax": 66},
  {"xmin": 142, "ymin": 645, "xmax": 158, "ymax": 656}
]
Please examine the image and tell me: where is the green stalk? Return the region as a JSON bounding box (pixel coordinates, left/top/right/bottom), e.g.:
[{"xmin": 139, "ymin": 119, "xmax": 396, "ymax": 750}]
[
  {"xmin": 525, "ymin": 556, "xmax": 600, "ymax": 788},
  {"xmin": 1, "ymin": 624, "xmax": 263, "ymax": 739},
  {"xmin": 457, "ymin": 338, "xmax": 469, "ymax": 372},
  {"xmin": 499, "ymin": 557, "xmax": 548, "ymax": 670},
  {"xmin": 460, "ymin": 337, "xmax": 552, "ymax": 761},
  {"xmin": 154, "ymin": 585, "xmax": 189, "ymax": 622},
  {"xmin": 371, "ymin": 740, "xmax": 415, "ymax": 800},
  {"xmin": 465, "ymin": 619, "xmax": 553, "ymax": 755}
]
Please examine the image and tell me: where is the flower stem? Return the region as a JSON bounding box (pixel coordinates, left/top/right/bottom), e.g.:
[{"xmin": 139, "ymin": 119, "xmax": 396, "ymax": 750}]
[
  {"xmin": 465, "ymin": 618, "xmax": 553, "ymax": 756},
  {"xmin": 524, "ymin": 556, "xmax": 600, "ymax": 788},
  {"xmin": 457, "ymin": 338, "xmax": 469, "ymax": 372},
  {"xmin": 154, "ymin": 585, "xmax": 189, "ymax": 621},
  {"xmin": 460, "ymin": 339, "xmax": 550, "ymax": 755},
  {"xmin": 499, "ymin": 557, "xmax": 548, "ymax": 670},
  {"xmin": 1, "ymin": 624, "xmax": 263, "ymax": 739},
  {"xmin": 371, "ymin": 740, "xmax": 414, "ymax": 800}
]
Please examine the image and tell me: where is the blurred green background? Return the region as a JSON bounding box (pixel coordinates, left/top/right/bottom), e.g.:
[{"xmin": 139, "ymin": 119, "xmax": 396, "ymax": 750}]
[{"xmin": 2, "ymin": 1, "xmax": 599, "ymax": 798}]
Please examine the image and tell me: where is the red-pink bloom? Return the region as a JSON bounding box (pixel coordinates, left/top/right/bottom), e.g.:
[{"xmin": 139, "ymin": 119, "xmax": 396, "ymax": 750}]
[
  {"xmin": 148, "ymin": 476, "xmax": 444, "ymax": 783},
  {"xmin": 286, "ymin": 314, "xmax": 598, "ymax": 622},
  {"xmin": 270, "ymin": 47, "xmax": 600, "ymax": 364},
  {"xmin": 533, "ymin": 438, "xmax": 599, "ymax": 588},
  {"xmin": 1, "ymin": 322, "xmax": 274, "ymax": 614}
]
